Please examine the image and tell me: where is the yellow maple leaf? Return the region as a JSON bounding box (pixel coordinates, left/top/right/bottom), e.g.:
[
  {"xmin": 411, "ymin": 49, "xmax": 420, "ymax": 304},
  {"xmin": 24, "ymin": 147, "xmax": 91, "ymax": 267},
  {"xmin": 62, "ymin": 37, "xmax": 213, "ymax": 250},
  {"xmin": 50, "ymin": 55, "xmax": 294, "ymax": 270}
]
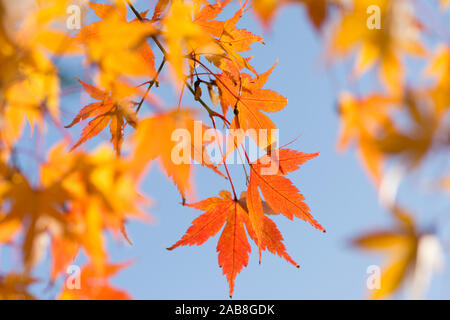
[
  {"xmin": 40, "ymin": 143, "xmax": 151, "ymax": 273},
  {"xmin": 332, "ymin": 0, "xmax": 425, "ymax": 93},
  {"xmin": 425, "ymin": 45, "xmax": 450, "ymax": 114},
  {"xmin": 163, "ymin": 1, "xmax": 217, "ymax": 84},
  {"xmin": 74, "ymin": 1, "xmax": 156, "ymax": 92},
  {"xmin": 337, "ymin": 92, "xmax": 396, "ymax": 183},
  {"xmin": 353, "ymin": 207, "xmax": 419, "ymax": 299}
]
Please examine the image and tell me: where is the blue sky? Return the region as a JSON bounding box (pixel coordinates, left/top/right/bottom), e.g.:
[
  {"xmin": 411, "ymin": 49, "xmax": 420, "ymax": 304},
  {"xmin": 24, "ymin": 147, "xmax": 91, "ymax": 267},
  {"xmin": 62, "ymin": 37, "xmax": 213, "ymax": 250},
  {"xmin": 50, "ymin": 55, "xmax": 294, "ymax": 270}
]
[{"xmin": 4, "ymin": 0, "xmax": 450, "ymax": 299}]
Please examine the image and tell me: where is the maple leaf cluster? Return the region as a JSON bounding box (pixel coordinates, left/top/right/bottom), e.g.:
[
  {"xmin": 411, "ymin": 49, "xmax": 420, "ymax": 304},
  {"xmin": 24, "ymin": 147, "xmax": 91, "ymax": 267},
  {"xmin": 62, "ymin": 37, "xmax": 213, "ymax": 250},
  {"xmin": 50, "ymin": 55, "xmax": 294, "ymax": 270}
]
[
  {"xmin": 0, "ymin": 0, "xmax": 447, "ymax": 300},
  {"xmin": 0, "ymin": 0, "xmax": 325, "ymax": 299}
]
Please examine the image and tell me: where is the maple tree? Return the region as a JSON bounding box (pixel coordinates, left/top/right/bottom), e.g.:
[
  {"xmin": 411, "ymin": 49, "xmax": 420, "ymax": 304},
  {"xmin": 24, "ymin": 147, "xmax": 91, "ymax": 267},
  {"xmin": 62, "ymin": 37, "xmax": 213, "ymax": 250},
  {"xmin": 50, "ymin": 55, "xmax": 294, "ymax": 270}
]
[{"xmin": 0, "ymin": 0, "xmax": 448, "ymax": 300}]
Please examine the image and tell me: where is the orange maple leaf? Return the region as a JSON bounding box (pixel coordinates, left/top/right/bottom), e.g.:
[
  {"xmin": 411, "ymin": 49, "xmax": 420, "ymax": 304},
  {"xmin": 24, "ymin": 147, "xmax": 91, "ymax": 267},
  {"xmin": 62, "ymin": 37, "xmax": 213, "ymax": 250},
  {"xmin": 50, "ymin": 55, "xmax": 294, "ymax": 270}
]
[
  {"xmin": 217, "ymin": 62, "xmax": 287, "ymax": 156},
  {"xmin": 51, "ymin": 234, "xmax": 80, "ymax": 281},
  {"xmin": 337, "ymin": 92, "xmax": 397, "ymax": 183},
  {"xmin": 247, "ymin": 148, "xmax": 325, "ymax": 237},
  {"xmin": 74, "ymin": 1, "xmax": 156, "ymax": 80},
  {"xmin": 193, "ymin": 0, "xmax": 232, "ymax": 37},
  {"xmin": 66, "ymin": 79, "xmax": 137, "ymax": 155},
  {"xmin": 169, "ymin": 190, "xmax": 298, "ymax": 297}
]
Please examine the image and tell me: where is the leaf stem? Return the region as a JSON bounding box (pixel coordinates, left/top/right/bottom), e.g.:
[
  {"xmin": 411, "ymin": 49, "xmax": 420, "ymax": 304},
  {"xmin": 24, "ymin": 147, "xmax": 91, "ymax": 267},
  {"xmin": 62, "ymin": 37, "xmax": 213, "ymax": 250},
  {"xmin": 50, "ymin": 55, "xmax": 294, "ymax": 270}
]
[{"xmin": 211, "ymin": 117, "xmax": 238, "ymax": 200}]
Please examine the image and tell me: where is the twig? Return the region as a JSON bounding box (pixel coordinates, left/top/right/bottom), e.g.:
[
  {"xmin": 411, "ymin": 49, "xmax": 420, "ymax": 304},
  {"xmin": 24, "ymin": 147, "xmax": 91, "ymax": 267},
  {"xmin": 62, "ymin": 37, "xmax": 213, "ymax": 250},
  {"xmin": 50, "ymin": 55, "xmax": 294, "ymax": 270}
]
[{"xmin": 136, "ymin": 58, "xmax": 166, "ymax": 113}]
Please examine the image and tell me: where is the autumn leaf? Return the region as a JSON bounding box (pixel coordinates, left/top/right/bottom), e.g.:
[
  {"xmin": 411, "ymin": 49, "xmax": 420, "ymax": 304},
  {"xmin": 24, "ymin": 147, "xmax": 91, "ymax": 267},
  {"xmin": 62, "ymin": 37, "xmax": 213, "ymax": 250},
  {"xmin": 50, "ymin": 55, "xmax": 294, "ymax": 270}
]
[
  {"xmin": 220, "ymin": 13, "xmax": 264, "ymax": 52},
  {"xmin": 51, "ymin": 234, "xmax": 80, "ymax": 281},
  {"xmin": 353, "ymin": 207, "xmax": 419, "ymax": 299},
  {"xmin": 299, "ymin": 0, "xmax": 329, "ymax": 30},
  {"xmin": 252, "ymin": 0, "xmax": 279, "ymax": 25},
  {"xmin": 248, "ymin": 149, "xmax": 324, "ymax": 232},
  {"xmin": 371, "ymin": 90, "xmax": 441, "ymax": 170},
  {"xmin": 217, "ymin": 62, "xmax": 287, "ymax": 156},
  {"xmin": 152, "ymin": 0, "xmax": 170, "ymax": 21},
  {"xmin": 74, "ymin": 1, "xmax": 156, "ymax": 89},
  {"xmin": 0, "ymin": 169, "xmax": 70, "ymax": 271},
  {"xmin": 19, "ymin": 0, "xmax": 81, "ymax": 55},
  {"xmin": 66, "ymin": 79, "xmax": 137, "ymax": 155},
  {"xmin": 193, "ymin": 0, "xmax": 232, "ymax": 37},
  {"xmin": 1, "ymin": 50, "xmax": 60, "ymax": 145},
  {"xmin": 238, "ymin": 192, "xmax": 298, "ymax": 266},
  {"xmin": 168, "ymin": 190, "xmax": 297, "ymax": 297},
  {"xmin": 59, "ymin": 262, "xmax": 132, "ymax": 300},
  {"xmin": 337, "ymin": 92, "xmax": 397, "ymax": 183},
  {"xmin": 41, "ymin": 143, "xmax": 150, "ymax": 274},
  {"xmin": 163, "ymin": 1, "xmax": 218, "ymax": 83},
  {"xmin": 337, "ymin": 90, "xmax": 444, "ymax": 181}
]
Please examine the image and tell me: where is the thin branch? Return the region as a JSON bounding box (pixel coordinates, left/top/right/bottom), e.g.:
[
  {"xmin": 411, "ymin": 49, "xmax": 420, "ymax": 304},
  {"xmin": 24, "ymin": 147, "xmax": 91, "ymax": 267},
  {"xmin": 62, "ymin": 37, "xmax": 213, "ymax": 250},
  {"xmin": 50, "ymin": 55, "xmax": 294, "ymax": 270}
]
[{"xmin": 136, "ymin": 57, "xmax": 166, "ymax": 113}]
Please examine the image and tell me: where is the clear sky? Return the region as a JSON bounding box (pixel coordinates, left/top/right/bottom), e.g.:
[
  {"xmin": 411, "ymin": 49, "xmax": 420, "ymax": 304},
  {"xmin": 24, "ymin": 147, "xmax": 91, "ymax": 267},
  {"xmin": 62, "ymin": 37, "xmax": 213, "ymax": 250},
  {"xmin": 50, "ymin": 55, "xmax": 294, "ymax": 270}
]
[{"xmin": 6, "ymin": 0, "xmax": 450, "ymax": 300}]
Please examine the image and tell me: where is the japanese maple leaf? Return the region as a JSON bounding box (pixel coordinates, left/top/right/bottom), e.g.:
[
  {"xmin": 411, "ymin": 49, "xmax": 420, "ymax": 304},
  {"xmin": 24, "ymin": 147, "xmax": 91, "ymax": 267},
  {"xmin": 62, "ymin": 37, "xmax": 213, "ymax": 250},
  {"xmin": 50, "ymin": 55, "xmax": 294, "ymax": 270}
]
[
  {"xmin": 337, "ymin": 90, "xmax": 444, "ymax": 182},
  {"xmin": 0, "ymin": 168, "xmax": 71, "ymax": 271},
  {"xmin": 352, "ymin": 207, "xmax": 443, "ymax": 299},
  {"xmin": 74, "ymin": 1, "xmax": 156, "ymax": 79},
  {"xmin": 58, "ymin": 262, "xmax": 132, "ymax": 300},
  {"xmin": 0, "ymin": 0, "xmax": 80, "ymax": 147},
  {"xmin": 51, "ymin": 233, "xmax": 80, "ymax": 281},
  {"xmin": 219, "ymin": 6, "xmax": 264, "ymax": 53},
  {"xmin": 168, "ymin": 190, "xmax": 297, "ymax": 297},
  {"xmin": 246, "ymin": 149, "xmax": 324, "ymax": 254},
  {"xmin": 152, "ymin": 0, "xmax": 170, "ymax": 20},
  {"xmin": 298, "ymin": 0, "xmax": 329, "ymax": 29},
  {"xmin": 337, "ymin": 92, "xmax": 396, "ymax": 183},
  {"xmin": 163, "ymin": 1, "xmax": 219, "ymax": 83},
  {"xmin": 217, "ymin": 63, "xmax": 287, "ymax": 156},
  {"xmin": 372, "ymin": 90, "xmax": 442, "ymax": 171},
  {"xmin": 193, "ymin": 0, "xmax": 232, "ymax": 37},
  {"xmin": 2, "ymin": 50, "xmax": 60, "ymax": 145},
  {"xmin": 213, "ymin": 5, "xmax": 262, "ymax": 76},
  {"xmin": 66, "ymin": 79, "xmax": 137, "ymax": 155},
  {"xmin": 18, "ymin": 0, "xmax": 81, "ymax": 55},
  {"xmin": 41, "ymin": 143, "xmax": 150, "ymax": 274}
]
